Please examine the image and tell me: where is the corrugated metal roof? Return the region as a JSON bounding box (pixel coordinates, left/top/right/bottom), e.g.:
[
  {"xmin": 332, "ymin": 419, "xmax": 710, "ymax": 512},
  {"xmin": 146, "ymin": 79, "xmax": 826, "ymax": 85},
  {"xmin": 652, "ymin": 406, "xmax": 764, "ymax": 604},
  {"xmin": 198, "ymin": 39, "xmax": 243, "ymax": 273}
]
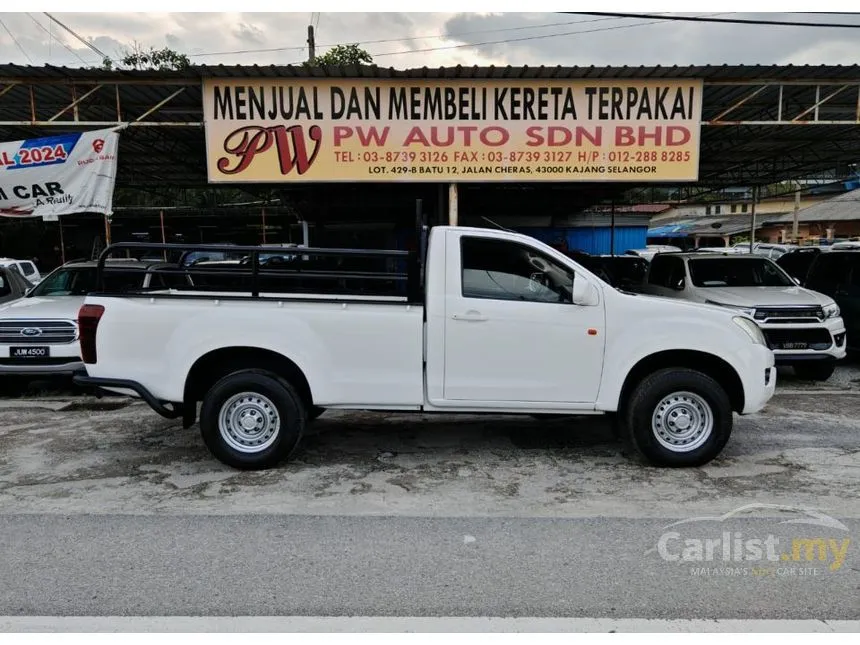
[
  {"xmin": 3, "ymin": 63, "xmax": 859, "ymax": 82},
  {"xmin": 763, "ymin": 187, "xmax": 860, "ymax": 223}
]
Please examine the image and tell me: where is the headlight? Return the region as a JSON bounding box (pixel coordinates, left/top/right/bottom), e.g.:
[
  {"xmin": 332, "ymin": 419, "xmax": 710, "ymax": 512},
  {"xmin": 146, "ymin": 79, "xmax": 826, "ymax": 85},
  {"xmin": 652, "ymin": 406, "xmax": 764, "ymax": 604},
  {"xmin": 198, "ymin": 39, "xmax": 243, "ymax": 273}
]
[
  {"xmin": 733, "ymin": 316, "xmax": 767, "ymax": 345},
  {"xmin": 824, "ymin": 303, "xmax": 840, "ymax": 319},
  {"xmin": 706, "ymin": 300, "xmax": 755, "ymax": 317}
]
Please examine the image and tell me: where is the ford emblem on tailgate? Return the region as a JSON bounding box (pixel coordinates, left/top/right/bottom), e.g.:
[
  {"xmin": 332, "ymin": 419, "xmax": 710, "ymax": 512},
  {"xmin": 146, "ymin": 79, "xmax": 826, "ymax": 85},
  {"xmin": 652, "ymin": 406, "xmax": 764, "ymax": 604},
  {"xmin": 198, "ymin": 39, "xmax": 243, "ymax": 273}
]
[{"xmin": 20, "ymin": 327, "xmax": 43, "ymax": 337}]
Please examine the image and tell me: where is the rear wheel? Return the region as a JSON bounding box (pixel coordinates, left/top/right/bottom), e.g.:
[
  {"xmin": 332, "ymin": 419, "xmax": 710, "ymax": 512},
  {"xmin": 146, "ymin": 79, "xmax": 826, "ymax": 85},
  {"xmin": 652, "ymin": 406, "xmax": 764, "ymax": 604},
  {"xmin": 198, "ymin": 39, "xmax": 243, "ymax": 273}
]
[
  {"xmin": 623, "ymin": 368, "xmax": 732, "ymax": 467},
  {"xmin": 200, "ymin": 369, "xmax": 306, "ymax": 470},
  {"xmin": 793, "ymin": 361, "xmax": 836, "ymax": 382}
]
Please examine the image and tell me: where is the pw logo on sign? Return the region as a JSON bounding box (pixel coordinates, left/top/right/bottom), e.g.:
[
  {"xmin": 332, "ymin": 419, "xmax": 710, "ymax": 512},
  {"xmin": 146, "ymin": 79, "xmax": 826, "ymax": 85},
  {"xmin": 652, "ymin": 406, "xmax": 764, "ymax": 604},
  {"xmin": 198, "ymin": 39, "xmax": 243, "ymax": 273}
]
[{"xmin": 217, "ymin": 125, "xmax": 322, "ymax": 177}]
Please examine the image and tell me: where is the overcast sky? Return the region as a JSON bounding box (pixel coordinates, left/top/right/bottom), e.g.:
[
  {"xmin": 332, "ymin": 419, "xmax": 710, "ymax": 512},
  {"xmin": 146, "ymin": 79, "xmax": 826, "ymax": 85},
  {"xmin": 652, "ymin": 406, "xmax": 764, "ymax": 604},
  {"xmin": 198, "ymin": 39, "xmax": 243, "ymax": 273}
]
[{"xmin": 1, "ymin": 12, "xmax": 860, "ymax": 69}]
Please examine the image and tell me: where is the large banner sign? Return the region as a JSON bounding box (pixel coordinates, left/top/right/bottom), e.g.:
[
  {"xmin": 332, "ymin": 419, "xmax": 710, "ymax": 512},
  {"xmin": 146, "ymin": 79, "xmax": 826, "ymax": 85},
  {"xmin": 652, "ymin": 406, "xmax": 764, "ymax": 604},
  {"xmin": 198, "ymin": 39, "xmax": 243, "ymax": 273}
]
[
  {"xmin": 203, "ymin": 78, "xmax": 702, "ymax": 183},
  {"xmin": 0, "ymin": 128, "xmax": 119, "ymax": 220}
]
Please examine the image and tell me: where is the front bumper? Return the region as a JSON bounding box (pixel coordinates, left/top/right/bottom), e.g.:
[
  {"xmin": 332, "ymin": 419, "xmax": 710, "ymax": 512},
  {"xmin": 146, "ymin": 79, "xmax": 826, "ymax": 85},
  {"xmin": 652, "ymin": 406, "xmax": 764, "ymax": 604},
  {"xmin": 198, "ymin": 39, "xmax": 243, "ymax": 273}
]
[
  {"xmin": 0, "ymin": 342, "xmax": 82, "ymax": 375},
  {"xmin": 764, "ymin": 317, "xmax": 846, "ymax": 363},
  {"xmin": 72, "ymin": 374, "xmax": 185, "ymax": 419},
  {"xmin": 0, "ymin": 359, "xmax": 84, "ymax": 375},
  {"xmin": 740, "ymin": 344, "xmax": 777, "ymax": 415}
]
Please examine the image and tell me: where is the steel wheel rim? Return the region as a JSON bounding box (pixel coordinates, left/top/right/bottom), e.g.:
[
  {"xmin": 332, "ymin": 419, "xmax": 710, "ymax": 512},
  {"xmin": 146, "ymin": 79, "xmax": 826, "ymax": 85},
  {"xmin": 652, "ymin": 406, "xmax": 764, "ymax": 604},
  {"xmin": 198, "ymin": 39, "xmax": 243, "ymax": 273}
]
[
  {"xmin": 651, "ymin": 390, "xmax": 713, "ymax": 453},
  {"xmin": 218, "ymin": 391, "xmax": 280, "ymax": 453}
]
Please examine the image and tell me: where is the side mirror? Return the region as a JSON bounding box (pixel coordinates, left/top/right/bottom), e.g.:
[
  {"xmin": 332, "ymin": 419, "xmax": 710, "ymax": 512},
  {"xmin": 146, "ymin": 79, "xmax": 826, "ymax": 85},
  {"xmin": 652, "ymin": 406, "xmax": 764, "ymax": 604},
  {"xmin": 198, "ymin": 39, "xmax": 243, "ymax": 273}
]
[
  {"xmin": 793, "ymin": 277, "xmax": 801, "ymax": 285},
  {"xmin": 24, "ymin": 287, "xmax": 32, "ymax": 296},
  {"xmin": 674, "ymin": 277, "xmax": 686, "ymax": 290},
  {"xmin": 572, "ymin": 276, "xmax": 599, "ymax": 305}
]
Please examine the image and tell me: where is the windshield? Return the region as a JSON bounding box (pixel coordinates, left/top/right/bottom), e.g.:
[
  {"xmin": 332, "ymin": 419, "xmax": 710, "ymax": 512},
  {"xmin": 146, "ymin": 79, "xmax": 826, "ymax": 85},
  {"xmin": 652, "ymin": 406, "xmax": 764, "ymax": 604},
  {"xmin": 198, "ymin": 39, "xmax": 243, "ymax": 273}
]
[
  {"xmin": 29, "ymin": 267, "xmax": 146, "ymax": 296},
  {"xmin": 688, "ymin": 257, "xmax": 794, "ymax": 288}
]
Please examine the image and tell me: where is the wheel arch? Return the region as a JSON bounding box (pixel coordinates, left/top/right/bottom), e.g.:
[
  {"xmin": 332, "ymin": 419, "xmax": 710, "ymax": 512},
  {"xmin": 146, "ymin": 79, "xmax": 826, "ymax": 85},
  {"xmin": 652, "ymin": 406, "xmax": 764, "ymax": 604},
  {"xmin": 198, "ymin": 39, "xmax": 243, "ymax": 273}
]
[
  {"xmin": 617, "ymin": 349, "xmax": 745, "ymax": 414},
  {"xmin": 183, "ymin": 346, "xmax": 314, "ymax": 411}
]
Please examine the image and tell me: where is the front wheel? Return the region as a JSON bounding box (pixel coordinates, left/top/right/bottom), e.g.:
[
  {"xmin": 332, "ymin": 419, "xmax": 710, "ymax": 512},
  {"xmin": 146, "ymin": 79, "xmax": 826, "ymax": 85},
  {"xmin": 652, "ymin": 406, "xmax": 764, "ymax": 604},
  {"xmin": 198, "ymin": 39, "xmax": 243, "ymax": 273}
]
[
  {"xmin": 623, "ymin": 368, "xmax": 733, "ymax": 467},
  {"xmin": 793, "ymin": 361, "xmax": 836, "ymax": 382},
  {"xmin": 199, "ymin": 369, "xmax": 306, "ymax": 470}
]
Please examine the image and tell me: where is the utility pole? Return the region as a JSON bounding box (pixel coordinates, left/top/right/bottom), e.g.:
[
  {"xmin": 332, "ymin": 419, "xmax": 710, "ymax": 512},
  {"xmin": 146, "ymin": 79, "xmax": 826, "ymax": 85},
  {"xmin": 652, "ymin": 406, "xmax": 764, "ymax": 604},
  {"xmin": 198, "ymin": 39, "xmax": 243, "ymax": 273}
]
[{"xmin": 307, "ymin": 24, "xmax": 316, "ymax": 63}]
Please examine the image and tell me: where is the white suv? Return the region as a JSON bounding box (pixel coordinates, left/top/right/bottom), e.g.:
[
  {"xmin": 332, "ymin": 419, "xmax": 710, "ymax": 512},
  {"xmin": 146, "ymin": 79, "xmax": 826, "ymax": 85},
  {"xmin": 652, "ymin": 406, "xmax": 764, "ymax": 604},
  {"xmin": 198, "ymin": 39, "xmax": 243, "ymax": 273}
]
[
  {"xmin": 0, "ymin": 258, "xmax": 42, "ymax": 284},
  {"xmin": 640, "ymin": 252, "xmax": 846, "ymax": 381},
  {"xmin": 0, "ymin": 259, "xmax": 179, "ymax": 376}
]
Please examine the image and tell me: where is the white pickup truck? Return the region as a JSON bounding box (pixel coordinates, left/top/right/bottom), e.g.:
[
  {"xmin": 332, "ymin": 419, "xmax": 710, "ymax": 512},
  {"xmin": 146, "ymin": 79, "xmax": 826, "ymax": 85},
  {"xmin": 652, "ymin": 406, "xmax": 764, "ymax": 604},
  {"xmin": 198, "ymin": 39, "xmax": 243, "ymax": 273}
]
[{"xmin": 74, "ymin": 226, "xmax": 776, "ymax": 470}]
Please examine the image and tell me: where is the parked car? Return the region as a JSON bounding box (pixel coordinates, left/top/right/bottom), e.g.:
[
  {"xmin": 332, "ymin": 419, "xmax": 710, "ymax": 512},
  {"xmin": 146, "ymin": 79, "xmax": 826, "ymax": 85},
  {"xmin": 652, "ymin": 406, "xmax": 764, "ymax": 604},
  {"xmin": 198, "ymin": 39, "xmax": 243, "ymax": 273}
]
[
  {"xmin": 625, "ymin": 245, "xmax": 682, "ymax": 262},
  {"xmin": 752, "ymin": 243, "xmax": 798, "ymax": 260},
  {"xmin": 640, "ymin": 252, "xmax": 845, "ymax": 381},
  {"xmin": 827, "ymin": 241, "xmax": 860, "ymax": 251},
  {"xmin": 577, "ymin": 254, "xmax": 649, "ymax": 291},
  {"xmin": 695, "ymin": 247, "xmax": 744, "ymax": 254},
  {"xmin": 0, "ymin": 265, "xmax": 33, "ymax": 305},
  {"xmin": 775, "ymin": 247, "xmax": 826, "ymax": 283},
  {"xmin": 76, "ymin": 227, "xmax": 775, "ymax": 470},
  {"xmin": 0, "ymin": 257, "xmax": 42, "ymax": 284},
  {"xmin": 0, "ymin": 259, "xmax": 182, "ymax": 377},
  {"xmin": 802, "ymin": 250, "xmax": 860, "ymax": 351}
]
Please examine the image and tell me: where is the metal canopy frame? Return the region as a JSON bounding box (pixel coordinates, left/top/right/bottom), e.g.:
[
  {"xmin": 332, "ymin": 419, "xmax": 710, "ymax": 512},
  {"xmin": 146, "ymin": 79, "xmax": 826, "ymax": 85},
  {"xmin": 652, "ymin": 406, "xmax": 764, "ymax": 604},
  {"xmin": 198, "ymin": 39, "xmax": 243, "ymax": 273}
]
[{"xmin": 0, "ymin": 64, "xmax": 858, "ymax": 192}]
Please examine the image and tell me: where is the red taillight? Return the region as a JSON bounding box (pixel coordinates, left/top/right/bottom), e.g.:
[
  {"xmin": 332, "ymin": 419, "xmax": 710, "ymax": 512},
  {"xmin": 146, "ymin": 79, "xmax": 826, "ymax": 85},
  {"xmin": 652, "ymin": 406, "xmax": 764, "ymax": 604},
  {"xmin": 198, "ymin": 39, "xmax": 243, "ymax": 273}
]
[{"xmin": 78, "ymin": 304, "xmax": 105, "ymax": 364}]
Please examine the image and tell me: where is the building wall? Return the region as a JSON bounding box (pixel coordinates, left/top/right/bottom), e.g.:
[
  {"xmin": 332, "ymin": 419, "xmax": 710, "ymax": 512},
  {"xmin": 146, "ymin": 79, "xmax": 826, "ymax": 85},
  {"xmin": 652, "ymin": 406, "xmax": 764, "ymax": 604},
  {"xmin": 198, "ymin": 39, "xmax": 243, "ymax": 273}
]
[
  {"xmin": 518, "ymin": 226, "xmax": 647, "ymax": 255},
  {"xmin": 758, "ymin": 221, "xmax": 860, "ymax": 243},
  {"xmin": 650, "ymin": 196, "xmax": 828, "ymax": 223}
]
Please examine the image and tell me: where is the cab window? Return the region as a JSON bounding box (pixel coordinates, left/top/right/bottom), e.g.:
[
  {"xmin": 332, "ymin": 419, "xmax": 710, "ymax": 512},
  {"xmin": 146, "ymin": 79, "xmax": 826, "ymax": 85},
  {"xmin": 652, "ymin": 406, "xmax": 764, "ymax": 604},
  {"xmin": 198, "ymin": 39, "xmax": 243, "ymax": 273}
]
[{"xmin": 461, "ymin": 237, "xmax": 574, "ymax": 304}]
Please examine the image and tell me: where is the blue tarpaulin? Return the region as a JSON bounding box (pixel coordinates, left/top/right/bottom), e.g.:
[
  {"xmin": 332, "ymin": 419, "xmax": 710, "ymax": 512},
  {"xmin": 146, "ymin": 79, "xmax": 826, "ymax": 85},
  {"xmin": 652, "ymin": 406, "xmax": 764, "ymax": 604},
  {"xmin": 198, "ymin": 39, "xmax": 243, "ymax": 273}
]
[{"xmin": 647, "ymin": 223, "xmax": 692, "ymax": 238}]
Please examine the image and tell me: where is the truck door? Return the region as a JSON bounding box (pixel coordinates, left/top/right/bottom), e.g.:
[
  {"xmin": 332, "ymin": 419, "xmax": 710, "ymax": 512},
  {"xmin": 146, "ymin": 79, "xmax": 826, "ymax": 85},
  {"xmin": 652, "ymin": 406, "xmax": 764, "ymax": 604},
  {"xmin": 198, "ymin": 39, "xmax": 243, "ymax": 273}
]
[{"xmin": 438, "ymin": 232, "xmax": 605, "ymax": 404}]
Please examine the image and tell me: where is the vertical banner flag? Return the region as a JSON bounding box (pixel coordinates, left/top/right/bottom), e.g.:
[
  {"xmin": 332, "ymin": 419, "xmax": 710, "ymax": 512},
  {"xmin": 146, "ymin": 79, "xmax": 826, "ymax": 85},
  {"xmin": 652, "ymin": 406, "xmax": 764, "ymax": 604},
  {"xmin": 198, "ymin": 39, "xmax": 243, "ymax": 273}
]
[{"xmin": 0, "ymin": 128, "xmax": 120, "ymax": 221}]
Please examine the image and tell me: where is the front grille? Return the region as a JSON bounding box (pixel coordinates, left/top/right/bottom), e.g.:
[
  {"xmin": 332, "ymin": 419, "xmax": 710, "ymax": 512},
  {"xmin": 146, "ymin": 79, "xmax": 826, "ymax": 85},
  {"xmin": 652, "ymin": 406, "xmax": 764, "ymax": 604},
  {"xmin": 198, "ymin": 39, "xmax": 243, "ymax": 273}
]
[
  {"xmin": 754, "ymin": 306, "xmax": 823, "ymax": 324},
  {"xmin": 763, "ymin": 328, "xmax": 832, "ymax": 351},
  {"xmin": 0, "ymin": 320, "xmax": 77, "ymax": 344}
]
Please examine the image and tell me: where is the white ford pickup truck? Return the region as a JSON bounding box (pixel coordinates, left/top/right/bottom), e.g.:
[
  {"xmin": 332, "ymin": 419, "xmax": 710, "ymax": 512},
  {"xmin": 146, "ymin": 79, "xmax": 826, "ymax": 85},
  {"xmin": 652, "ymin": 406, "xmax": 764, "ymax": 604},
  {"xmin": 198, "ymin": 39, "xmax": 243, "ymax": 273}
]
[{"xmin": 74, "ymin": 226, "xmax": 776, "ymax": 470}]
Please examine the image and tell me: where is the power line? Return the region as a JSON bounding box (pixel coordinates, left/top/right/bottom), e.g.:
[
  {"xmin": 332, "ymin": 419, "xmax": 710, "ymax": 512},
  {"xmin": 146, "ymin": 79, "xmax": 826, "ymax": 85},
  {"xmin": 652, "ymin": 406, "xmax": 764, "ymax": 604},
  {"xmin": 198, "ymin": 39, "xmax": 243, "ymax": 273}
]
[
  {"xmin": 43, "ymin": 12, "xmax": 109, "ymax": 60},
  {"xmin": 26, "ymin": 12, "xmax": 92, "ymax": 65},
  {"xmin": 0, "ymin": 17, "xmax": 33, "ymax": 63},
  {"xmin": 564, "ymin": 12, "xmax": 860, "ymax": 29},
  {"xmin": 187, "ymin": 15, "xmax": 632, "ymax": 58},
  {"xmin": 289, "ymin": 13, "xmax": 728, "ymax": 64}
]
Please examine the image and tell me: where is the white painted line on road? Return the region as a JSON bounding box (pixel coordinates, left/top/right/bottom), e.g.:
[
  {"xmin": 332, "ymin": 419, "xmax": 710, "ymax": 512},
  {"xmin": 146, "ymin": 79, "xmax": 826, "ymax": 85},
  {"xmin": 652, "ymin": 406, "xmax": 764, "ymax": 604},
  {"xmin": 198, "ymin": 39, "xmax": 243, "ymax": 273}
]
[{"xmin": 0, "ymin": 617, "xmax": 858, "ymax": 632}]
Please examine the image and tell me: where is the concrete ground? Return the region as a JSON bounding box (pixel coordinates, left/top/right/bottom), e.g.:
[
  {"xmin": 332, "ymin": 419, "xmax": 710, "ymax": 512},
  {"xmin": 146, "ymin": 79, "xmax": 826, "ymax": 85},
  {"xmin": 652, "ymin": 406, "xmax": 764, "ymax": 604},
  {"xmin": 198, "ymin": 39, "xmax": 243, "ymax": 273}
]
[{"xmin": 0, "ymin": 365, "xmax": 858, "ymax": 626}]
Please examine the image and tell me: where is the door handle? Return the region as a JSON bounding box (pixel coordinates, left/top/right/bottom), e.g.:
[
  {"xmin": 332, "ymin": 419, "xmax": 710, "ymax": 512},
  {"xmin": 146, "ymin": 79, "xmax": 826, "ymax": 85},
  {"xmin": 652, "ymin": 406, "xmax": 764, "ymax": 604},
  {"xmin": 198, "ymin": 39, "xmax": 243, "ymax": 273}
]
[{"xmin": 452, "ymin": 310, "xmax": 488, "ymax": 322}]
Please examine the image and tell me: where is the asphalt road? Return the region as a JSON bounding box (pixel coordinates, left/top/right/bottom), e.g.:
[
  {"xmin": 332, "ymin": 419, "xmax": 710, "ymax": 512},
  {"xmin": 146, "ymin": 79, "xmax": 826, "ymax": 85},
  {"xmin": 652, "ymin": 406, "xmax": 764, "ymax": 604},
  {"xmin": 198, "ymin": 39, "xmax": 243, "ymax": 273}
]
[
  {"xmin": 0, "ymin": 366, "xmax": 858, "ymax": 624},
  {"xmin": 0, "ymin": 514, "xmax": 857, "ymax": 619}
]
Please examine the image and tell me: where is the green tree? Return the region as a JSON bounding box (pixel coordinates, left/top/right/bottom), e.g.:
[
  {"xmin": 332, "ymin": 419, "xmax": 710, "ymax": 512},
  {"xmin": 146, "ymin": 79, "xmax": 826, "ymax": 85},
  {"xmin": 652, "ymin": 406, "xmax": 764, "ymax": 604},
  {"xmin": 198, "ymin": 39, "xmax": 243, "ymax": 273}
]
[
  {"xmin": 310, "ymin": 43, "xmax": 373, "ymax": 66},
  {"xmin": 102, "ymin": 41, "xmax": 190, "ymax": 71}
]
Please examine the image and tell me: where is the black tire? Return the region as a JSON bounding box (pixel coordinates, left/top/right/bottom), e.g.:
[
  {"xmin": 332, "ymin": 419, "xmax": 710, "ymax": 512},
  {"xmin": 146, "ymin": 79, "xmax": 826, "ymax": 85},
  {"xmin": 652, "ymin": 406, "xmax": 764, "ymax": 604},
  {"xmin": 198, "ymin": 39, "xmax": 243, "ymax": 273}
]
[
  {"xmin": 309, "ymin": 406, "xmax": 326, "ymax": 421},
  {"xmin": 622, "ymin": 368, "xmax": 733, "ymax": 467},
  {"xmin": 199, "ymin": 368, "xmax": 306, "ymax": 470},
  {"xmin": 793, "ymin": 361, "xmax": 836, "ymax": 382}
]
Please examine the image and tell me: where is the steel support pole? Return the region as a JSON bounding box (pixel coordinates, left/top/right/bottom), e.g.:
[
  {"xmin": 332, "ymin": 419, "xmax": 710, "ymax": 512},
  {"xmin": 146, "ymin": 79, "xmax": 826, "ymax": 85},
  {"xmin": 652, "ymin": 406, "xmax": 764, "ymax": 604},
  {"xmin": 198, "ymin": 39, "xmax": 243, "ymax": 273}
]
[
  {"xmin": 749, "ymin": 187, "xmax": 758, "ymax": 252},
  {"xmin": 792, "ymin": 188, "xmax": 801, "ymax": 242},
  {"xmin": 610, "ymin": 200, "xmax": 616, "ymax": 255},
  {"xmin": 58, "ymin": 217, "xmax": 66, "ymax": 265},
  {"xmin": 261, "ymin": 207, "xmax": 267, "ymax": 244},
  {"xmin": 160, "ymin": 209, "xmax": 167, "ymax": 260},
  {"xmin": 448, "ymin": 183, "xmax": 458, "ymax": 226}
]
